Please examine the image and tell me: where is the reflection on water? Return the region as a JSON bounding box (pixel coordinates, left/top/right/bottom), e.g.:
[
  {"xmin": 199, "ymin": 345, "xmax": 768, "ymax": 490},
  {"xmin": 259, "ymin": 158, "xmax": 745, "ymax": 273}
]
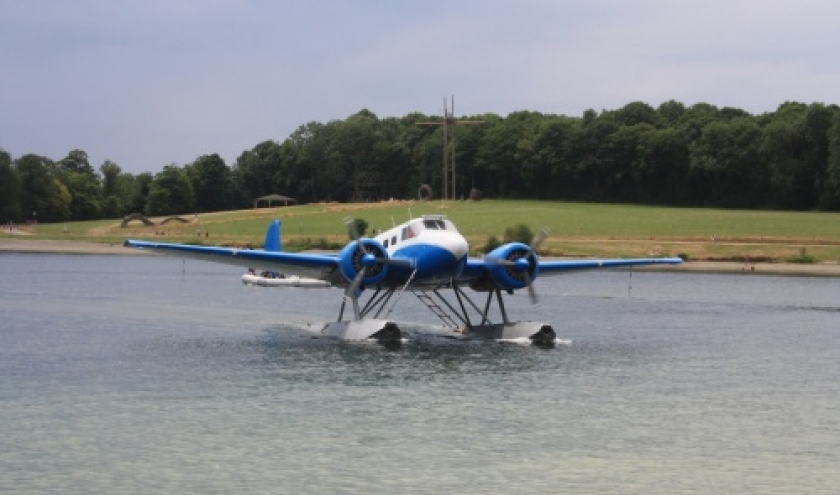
[{"xmin": 1, "ymin": 254, "xmax": 839, "ymax": 494}]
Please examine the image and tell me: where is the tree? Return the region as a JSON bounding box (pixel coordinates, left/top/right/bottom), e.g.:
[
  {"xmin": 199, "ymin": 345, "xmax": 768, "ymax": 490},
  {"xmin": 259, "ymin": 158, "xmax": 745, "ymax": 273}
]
[
  {"xmin": 476, "ymin": 112, "xmax": 544, "ymax": 197},
  {"xmin": 232, "ymin": 140, "xmax": 284, "ymax": 206},
  {"xmin": 0, "ymin": 149, "xmax": 21, "ymax": 221},
  {"xmin": 327, "ymin": 110, "xmax": 382, "ymax": 202},
  {"xmin": 145, "ymin": 165, "xmax": 194, "ymax": 216},
  {"xmin": 52, "ymin": 149, "xmax": 103, "ymax": 220},
  {"xmin": 534, "ymin": 117, "xmax": 583, "ymax": 200},
  {"xmin": 100, "ymin": 160, "xmax": 126, "ymax": 218},
  {"xmin": 613, "ymin": 101, "xmax": 661, "ymax": 127},
  {"xmin": 59, "ymin": 149, "xmax": 96, "ymax": 176},
  {"xmin": 689, "ymin": 117, "xmax": 767, "ymax": 207},
  {"xmin": 62, "ymin": 170, "xmax": 102, "ymax": 220},
  {"xmin": 14, "ymin": 154, "xmax": 65, "ymax": 222},
  {"xmin": 100, "ymin": 160, "xmax": 122, "ymax": 198},
  {"xmin": 187, "ymin": 154, "xmax": 233, "ymax": 212},
  {"xmin": 125, "ymin": 172, "xmax": 153, "ymax": 215},
  {"xmin": 285, "ymin": 122, "xmax": 332, "ymax": 202},
  {"xmin": 801, "ymin": 103, "xmax": 837, "ymax": 210},
  {"xmin": 821, "ymin": 111, "xmax": 840, "ymax": 209},
  {"xmin": 5, "ymin": 100, "xmax": 840, "ymax": 213},
  {"xmin": 600, "ymin": 123, "xmax": 656, "ymax": 201},
  {"xmin": 42, "ymin": 178, "xmax": 73, "ymax": 221},
  {"xmin": 639, "ymin": 128, "xmax": 692, "ymax": 205},
  {"xmin": 575, "ymin": 113, "xmax": 620, "ymax": 201},
  {"xmin": 657, "ymin": 100, "xmax": 686, "ymax": 127}
]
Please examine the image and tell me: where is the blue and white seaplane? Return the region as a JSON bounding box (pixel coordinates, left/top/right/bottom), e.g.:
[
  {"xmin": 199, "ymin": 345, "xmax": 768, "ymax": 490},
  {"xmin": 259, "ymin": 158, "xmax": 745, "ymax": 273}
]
[{"xmin": 124, "ymin": 215, "xmax": 681, "ymax": 344}]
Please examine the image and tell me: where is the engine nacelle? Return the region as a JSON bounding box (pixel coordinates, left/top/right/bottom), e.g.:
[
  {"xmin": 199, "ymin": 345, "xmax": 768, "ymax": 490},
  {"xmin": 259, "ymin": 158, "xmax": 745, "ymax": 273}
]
[
  {"xmin": 483, "ymin": 242, "xmax": 539, "ymax": 290},
  {"xmin": 337, "ymin": 239, "xmax": 389, "ymax": 287}
]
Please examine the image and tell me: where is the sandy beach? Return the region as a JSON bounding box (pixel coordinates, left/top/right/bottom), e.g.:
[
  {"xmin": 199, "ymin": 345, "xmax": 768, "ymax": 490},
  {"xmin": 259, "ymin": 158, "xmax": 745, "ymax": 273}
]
[
  {"xmin": 2, "ymin": 236, "xmax": 840, "ymax": 276},
  {"xmin": 0, "ymin": 238, "xmax": 149, "ymax": 256}
]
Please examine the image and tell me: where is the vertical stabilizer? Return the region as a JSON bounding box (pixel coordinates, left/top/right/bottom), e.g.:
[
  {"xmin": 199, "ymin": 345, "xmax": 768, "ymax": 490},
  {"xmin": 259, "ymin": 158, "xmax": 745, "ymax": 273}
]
[{"xmin": 264, "ymin": 220, "xmax": 281, "ymax": 252}]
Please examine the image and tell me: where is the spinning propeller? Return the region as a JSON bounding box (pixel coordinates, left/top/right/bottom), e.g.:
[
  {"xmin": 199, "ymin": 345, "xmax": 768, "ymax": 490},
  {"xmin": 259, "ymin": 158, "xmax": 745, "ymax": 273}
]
[
  {"xmin": 342, "ymin": 217, "xmax": 413, "ymax": 302},
  {"xmin": 489, "ymin": 227, "xmax": 549, "ymax": 304}
]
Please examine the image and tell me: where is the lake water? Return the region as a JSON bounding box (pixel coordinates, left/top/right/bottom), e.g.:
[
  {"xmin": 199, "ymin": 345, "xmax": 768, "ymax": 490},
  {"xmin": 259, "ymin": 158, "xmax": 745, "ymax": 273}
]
[{"xmin": 1, "ymin": 253, "xmax": 839, "ymax": 494}]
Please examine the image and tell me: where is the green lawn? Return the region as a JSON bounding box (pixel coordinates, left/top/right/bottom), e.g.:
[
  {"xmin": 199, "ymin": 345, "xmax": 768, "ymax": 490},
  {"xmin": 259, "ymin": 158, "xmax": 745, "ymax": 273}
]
[{"xmin": 8, "ymin": 200, "xmax": 840, "ymax": 261}]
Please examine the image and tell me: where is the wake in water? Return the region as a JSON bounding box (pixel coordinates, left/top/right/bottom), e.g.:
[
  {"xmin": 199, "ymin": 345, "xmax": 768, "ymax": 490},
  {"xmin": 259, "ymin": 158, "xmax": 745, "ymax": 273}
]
[{"xmin": 273, "ymin": 321, "xmax": 571, "ymax": 348}]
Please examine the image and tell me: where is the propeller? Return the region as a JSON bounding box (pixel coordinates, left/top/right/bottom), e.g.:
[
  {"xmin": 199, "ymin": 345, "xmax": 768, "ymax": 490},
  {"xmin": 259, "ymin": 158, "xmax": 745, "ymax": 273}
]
[
  {"xmin": 344, "ymin": 217, "xmax": 371, "ymax": 299},
  {"xmin": 341, "ymin": 217, "xmax": 414, "ymax": 300},
  {"xmin": 489, "ymin": 227, "xmax": 549, "ymax": 304}
]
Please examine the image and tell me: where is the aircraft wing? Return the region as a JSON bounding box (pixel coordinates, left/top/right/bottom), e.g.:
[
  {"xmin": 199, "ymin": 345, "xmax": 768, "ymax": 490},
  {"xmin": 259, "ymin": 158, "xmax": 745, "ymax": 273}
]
[
  {"xmin": 536, "ymin": 257, "xmax": 683, "ymax": 274},
  {"xmin": 461, "ymin": 256, "xmax": 682, "ymax": 282},
  {"xmin": 123, "ymin": 240, "xmax": 338, "ymax": 280}
]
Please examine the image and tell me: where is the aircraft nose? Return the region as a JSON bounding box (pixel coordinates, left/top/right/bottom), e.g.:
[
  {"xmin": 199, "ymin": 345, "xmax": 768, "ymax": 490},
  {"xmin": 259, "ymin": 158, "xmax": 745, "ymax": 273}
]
[{"xmin": 449, "ymin": 234, "xmax": 469, "ymax": 260}]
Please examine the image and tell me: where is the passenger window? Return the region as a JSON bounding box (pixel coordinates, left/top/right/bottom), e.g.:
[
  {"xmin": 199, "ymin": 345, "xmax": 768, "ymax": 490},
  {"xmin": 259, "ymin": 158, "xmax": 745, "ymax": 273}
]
[
  {"xmin": 383, "ymin": 239, "xmax": 389, "ymax": 248},
  {"xmin": 391, "ymin": 235, "xmax": 397, "ymax": 245}
]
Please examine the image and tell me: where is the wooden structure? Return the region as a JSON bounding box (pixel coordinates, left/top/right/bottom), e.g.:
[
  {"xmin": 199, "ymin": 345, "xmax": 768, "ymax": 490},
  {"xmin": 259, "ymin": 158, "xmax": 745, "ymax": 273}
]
[{"xmin": 254, "ymin": 194, "xmax": 298, "ymax": 208}]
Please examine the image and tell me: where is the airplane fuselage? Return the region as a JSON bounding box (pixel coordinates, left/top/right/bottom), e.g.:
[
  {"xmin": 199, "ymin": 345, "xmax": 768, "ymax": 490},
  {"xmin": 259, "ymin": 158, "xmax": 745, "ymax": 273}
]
[{"xmin": 373, "ymin": 215, "xmax": 469, "ymax": 285}]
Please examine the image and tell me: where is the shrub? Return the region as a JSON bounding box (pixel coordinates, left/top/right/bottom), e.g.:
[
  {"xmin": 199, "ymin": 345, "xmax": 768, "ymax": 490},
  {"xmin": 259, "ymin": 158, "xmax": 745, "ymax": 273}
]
[
  {"xmin": 348, "ymin": 218, "xmax": 368, "ymax": 238},
  {"xmin": 503, "ymin": 223, "xmax": 534, "ymax": 245},
  {"xmin": 788, "ymin": 247, "xmax": 817, "ymax": 264},
  {"xmin": 481, "ymin": 235, "xmax": 502, "ymax": 254}
]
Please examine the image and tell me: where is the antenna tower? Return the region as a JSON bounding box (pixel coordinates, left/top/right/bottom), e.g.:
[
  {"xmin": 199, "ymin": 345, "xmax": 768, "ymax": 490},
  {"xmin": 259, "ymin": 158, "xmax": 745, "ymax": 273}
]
[{"xmin": 418, "ymin": 96, "xmax": 484, "ymax": 200}]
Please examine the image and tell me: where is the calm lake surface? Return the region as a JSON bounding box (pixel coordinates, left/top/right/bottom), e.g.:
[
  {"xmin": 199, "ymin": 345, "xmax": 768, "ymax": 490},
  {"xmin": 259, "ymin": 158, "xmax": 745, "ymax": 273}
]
[{"xmin": 1, "ymin": 253, "xmax": 839, "ymax": 494}]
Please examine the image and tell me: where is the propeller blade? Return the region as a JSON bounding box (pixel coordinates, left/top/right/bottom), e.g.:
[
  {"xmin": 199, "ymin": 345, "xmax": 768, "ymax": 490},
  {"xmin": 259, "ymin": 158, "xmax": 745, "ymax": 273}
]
[
  {"xmin": 377, "ymin": 257, "xmax": 415, "ymax": 268},
  {"xmin": 524, "ymin": 227, "xmax": 548, "ymax": 304},
  {"xmin": 344, "ymin": 216, "xmax": 367, "ymax": 260},
  {"xmin": 345, "ymin": 266, "xmax": 367, "ymax": 299},
  {"xmin": 344, "ymin": 216, "xmax": 360, "ymax": 240},
  {"xmin": 531, "ymin": 227, "xmax": 549, "ymax": 251},
  {"xmin": 523, "ymin": 270, "xmax": 538, "ymax": 305},
  {"xmin": 485, "ymin": 258, "xmax": 515, "ymax": 267}
]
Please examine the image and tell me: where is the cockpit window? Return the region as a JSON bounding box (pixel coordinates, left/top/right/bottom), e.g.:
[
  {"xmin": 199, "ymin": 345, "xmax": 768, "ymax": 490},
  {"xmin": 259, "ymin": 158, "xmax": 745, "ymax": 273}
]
[
  {"xmin": 422, "ymin": 219, "xmax": 446, "ymax": 230},
  {"xmin": 401, "ymin": 225, "xmax": 416, "ymax": 240}
]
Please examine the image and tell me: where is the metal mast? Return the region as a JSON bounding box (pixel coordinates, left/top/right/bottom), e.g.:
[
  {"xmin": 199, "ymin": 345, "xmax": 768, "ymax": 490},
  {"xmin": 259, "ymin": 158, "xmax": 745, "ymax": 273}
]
[{"xmin": 418, "ymin": 96, "xmax": 483, "ymax": 200}]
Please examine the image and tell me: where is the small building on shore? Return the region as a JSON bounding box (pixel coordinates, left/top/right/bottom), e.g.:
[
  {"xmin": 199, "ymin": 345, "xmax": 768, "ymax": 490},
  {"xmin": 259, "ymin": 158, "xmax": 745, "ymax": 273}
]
[{"xmin": 253, "ymin": 194, "xmax": 298, "ymax": 208}]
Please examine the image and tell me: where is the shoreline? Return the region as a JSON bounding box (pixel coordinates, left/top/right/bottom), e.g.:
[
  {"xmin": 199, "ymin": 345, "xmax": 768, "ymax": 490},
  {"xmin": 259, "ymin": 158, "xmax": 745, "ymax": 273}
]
[
  {"xmin": 0, "ymin": 238, "xmax": 149, "ymax": 256},
  {"xmin": 3, "ymin": 237, "xmax": 839, "ymax": 277}
]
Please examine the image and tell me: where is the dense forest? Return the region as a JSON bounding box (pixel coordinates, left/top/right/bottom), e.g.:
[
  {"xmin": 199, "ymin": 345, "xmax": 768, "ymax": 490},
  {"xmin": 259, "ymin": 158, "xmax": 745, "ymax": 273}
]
[{"xmin": 3, "ymin": 100, "xmax": 840, "ymax": 224}]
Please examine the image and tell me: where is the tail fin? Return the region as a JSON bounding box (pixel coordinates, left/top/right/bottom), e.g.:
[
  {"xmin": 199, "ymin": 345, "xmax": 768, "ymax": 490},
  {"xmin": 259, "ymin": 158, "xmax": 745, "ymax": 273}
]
[{"xmin": 264, "ymin": 220, "xmax": 281, "ymax": 252}]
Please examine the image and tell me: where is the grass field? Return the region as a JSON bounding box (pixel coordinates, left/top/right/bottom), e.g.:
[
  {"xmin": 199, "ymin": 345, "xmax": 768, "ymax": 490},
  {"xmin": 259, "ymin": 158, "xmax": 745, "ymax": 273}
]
[{"xmin": 6, "ymin": 200, "xmax": 840, "ymax": 262}]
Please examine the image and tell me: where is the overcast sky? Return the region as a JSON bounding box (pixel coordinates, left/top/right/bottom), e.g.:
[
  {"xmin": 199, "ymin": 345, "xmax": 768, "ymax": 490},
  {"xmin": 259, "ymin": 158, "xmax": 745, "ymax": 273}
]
[{"xmin": 2, "ymin": 0, "xmax": 839, "ymax": 174}]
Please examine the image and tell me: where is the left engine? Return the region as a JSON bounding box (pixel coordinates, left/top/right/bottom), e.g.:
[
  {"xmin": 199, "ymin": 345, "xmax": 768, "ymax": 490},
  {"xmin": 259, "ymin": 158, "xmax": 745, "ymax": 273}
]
[{"xmin": 337, "ymin": 238, "xmax": 390, "ymax": 287}]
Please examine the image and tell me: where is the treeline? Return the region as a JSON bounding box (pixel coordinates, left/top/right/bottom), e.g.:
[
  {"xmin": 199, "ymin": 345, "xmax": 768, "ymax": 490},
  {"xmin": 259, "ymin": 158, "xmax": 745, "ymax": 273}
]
[{"xmin": 3, "ymin": 100, "xmax": 840, "ymax": 223}]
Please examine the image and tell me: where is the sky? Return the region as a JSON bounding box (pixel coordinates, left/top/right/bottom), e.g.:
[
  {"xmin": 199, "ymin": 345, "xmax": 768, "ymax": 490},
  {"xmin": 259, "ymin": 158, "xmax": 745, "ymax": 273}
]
[{"xmin": 2, "ymin": 0, "xmax": 839, "ymax": 174}]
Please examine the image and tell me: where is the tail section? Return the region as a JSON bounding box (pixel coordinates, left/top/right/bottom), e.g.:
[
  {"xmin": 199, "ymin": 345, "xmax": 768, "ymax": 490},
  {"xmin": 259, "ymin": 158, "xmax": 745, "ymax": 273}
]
[{"xmin": 264, "ymin": 219, "xmax": 281, "ymax": 252}]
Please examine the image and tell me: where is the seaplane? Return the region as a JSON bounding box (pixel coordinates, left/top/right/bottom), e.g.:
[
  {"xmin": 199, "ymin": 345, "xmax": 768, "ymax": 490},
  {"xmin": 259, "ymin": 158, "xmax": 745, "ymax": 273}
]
[{"xmin": 124, "ymin": 215, "xmax": 682, "ymax": 344}]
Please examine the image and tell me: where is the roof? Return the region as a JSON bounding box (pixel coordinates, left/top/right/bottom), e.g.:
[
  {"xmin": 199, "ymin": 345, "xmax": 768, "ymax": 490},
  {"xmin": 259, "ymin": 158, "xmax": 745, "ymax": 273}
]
[{"xmin": 255, "ymin": 194, "xmax": 296, "ymax": 202}]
